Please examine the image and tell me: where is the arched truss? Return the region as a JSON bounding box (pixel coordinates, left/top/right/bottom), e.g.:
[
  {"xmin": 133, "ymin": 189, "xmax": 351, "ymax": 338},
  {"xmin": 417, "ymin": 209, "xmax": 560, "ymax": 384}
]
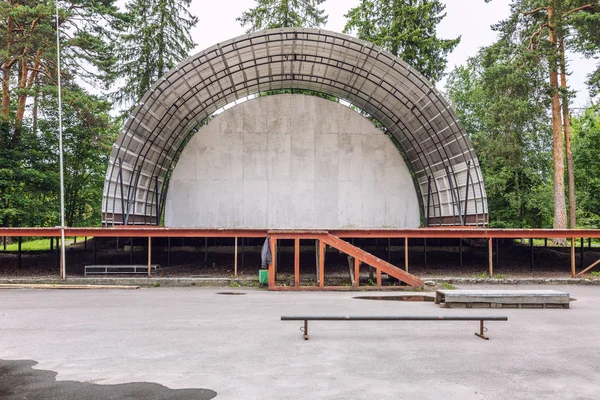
[{"xmin": 102, "ymin": 28, "xmax": 488, "ymax": 227}]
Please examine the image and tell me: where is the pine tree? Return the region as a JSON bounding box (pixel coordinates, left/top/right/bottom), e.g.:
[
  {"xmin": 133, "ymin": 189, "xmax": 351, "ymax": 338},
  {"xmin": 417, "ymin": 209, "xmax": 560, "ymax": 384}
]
[
  {"xmin": 343, "ymin": 0, "xmax": 460, "ymax": 84},
  {"xmin": 0, "ymin": 0, "xmax": 123, "ymax": 147},
  {"xmin": 111, "ymin": 0, "xmax": 199, "ymax": 107},
  {"xmin": 237, "ymin": 0, "xmax": 328, "ymax": 32},
  {"xmin": 497, "ymin": 0, "xmax": 600, "ymax": 230}
]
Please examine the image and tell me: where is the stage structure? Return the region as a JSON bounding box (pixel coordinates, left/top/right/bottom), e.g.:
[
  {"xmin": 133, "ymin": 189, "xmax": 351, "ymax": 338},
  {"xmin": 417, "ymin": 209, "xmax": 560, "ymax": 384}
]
[{"xmin": 102, "ymin": 28, "xmax": 488, "ymax": 228}]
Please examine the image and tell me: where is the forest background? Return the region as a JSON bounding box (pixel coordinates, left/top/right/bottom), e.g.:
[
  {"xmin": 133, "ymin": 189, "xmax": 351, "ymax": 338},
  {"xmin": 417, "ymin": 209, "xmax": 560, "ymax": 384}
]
[{"xmin": 1, "ymin": 0, "xmax": 599, "ymax": 231}]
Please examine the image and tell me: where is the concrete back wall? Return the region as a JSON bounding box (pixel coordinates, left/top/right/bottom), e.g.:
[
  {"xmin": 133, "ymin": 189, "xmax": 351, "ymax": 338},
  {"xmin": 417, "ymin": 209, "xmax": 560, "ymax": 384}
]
[{"xmin": 164, "ymin": 94, "xmax": 420, "ymax": 229}]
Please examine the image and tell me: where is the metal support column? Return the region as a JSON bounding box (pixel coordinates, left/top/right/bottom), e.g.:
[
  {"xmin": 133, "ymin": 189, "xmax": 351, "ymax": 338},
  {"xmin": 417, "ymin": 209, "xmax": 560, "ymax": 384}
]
[
  {"xmin": 571, "ymin": 237, "xmax": 576, "ymax": 278},
  {"xmin": 294, "ymin": 238, "xmax": 300, "ymax": 287},
  {"xmin": 234, "ymin": 237, "xmax": 238, "ymax": 278},
  {"xmin": 147, "ymin": 237, "xmax": 152, "ymax": 277},
  {"xmin": 319, "ymin": 240, "xmax": 325, "ymax": 288},
  {"xmin": 580, "ymin": 238, "xmax": 584, "ymax": 270},
  {"xmin": 488, "ymin": 238, "xmax": 493, "ymax": 277},
  {"xmin": 18, "ymin": 237, "xmax": 22, "ymax": 269},
  {"xmin": 459, "ymin": 239, "xmax": 463, "ymax": 268},
  {"xmin": 167, "ymin": 237, "xmax": 171, "ymax": 268}
]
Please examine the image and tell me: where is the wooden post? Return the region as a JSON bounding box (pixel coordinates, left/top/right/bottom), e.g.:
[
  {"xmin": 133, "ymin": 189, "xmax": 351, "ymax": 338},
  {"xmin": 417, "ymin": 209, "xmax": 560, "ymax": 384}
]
[
  {"xmin": 234, "ymin": 237, "xmax": 238, "ymax": 279},
  {"xmin": 404, "ymin": 237, "xmax": 409, "ymax": 272},
  {"xmin": 354, "ymin": 258, "xmax": 360, "ymax": 287},
  {"xmin": 294, "ymin": 237, "xmax": 300, "ymax": 287},
  {"xmin": 488, "ymin": 237, "xmax": 493, "ymax": 277},
  {"xmin": 147, "ymin": 237, "xmax": 152, "ymax": 277},
  {"xmin": 571, "ymin": 237, "xmax": 576, "ymax": 278},
  {"xmin": 376, "ymin": 268, "xmax": 382, "ymax": 286},
  {"xmin": 319, "ymin": 239, "xmax": 325, "ymax": 287},
  {"xmin": 268, "ymin": 237, "xmax": 276, "ymax": 288}
]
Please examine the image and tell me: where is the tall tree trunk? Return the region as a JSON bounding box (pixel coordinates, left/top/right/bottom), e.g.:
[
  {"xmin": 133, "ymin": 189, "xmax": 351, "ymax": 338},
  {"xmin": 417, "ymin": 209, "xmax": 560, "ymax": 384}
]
[
  {"xmin": 12, "ymin": 58, "xmax": 28, "ymax": 147},
  {"xmin": 32, "ymin": 76, "xmax": 39, "ymax": 136},
  {"xmin": 559, "ymin": 39, "xmax": 576, "ymax": 229},
  {"xmin": 548, "ymin": 2, "xmax": 567, "ymax": 232},
  {"xmin": 2, "ymin": 12, "xmax": 14, "ymax": 122},
  {"xmin": 1, "ymin": 67, "xmax": 10, "ymax": 122}
]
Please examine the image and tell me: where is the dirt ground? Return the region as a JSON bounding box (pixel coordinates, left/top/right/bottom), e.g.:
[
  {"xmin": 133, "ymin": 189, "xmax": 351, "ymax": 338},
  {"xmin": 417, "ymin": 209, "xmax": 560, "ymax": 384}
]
[{"xmin": 1, "ymin": 237, "xmax": 598, "ymax": 283}]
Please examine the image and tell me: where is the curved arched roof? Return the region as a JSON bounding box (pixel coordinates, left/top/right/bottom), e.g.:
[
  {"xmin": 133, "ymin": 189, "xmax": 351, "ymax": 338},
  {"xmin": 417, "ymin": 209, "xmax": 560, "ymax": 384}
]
[{"xmin": 102, "ymin": 28, "xmax": 488, "ymax": 227}]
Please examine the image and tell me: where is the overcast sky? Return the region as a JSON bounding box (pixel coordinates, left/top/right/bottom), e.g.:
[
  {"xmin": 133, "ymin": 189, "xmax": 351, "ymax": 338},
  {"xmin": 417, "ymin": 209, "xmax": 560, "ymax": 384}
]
[{"xmin": 183, "ymin": 0, "xmax": 595, "ymax": 108}]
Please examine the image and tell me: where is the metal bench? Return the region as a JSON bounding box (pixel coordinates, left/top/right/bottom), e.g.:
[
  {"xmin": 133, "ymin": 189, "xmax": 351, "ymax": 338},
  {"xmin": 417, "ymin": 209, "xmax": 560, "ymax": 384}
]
[
  {"xmin": 281, "ymin": 315, "xmax": 508, "ymax": 340},
  {"xmin": 84, "ymin": 265, "xmax": 159, "ymax": 276}
]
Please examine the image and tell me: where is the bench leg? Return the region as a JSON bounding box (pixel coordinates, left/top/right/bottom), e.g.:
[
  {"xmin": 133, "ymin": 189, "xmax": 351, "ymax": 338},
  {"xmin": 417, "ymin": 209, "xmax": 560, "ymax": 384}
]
[
  {"xmin": 302, "ymin": 320, "xmax": 309, "ymax": 340},
  {"xmin": 474, "ymin": 320, "xmax": 489, "ymax": 340}
]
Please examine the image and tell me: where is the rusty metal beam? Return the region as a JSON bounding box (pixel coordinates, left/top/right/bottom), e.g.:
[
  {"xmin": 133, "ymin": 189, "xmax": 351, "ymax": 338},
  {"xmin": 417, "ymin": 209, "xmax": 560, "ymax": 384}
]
[
  {"xmin": 318, "ymin": 240, "xmax": 325, "ymax": 288},
  {"xmin": 0, "ymin": 227, "xmax": 599, "ymax": 240},
  {"xmin": 576, "ymin": 258, "xmax": 600, "ymax": 277}
]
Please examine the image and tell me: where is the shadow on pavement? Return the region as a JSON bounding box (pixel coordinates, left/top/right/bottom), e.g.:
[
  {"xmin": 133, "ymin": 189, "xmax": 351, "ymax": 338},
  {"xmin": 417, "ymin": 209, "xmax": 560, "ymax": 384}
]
[{"xmin": 0, "ymin": 359, "xmax": 217, "ymax": 400}]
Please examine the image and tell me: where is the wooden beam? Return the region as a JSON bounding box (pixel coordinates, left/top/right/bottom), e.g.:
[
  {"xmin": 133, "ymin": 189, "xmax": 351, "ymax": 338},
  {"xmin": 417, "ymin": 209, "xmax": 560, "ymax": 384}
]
[
  {"xmin": 376, "ymin": 268, "xmax": 382, "ymax": 286},
  {"xmin": 354, "ymin": 258, "xmax": 360, "ymax": 287}
]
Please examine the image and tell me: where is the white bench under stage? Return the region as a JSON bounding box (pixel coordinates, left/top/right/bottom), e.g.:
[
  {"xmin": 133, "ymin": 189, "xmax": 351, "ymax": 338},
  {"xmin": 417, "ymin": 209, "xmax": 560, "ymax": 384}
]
[
  {"xmin": 84, "ymin": 265, "xmax": 159, "ymax": 276},
  {"xmin": 435, "ymin": 290, "xmax": 570, "ymax": 309}
]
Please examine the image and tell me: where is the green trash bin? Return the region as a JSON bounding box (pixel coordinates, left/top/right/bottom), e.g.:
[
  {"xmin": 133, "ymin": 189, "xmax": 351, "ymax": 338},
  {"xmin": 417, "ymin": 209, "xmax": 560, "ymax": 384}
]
[{"xmin": 259, "ymin": 269, "xmax": 269, "ymax": 285}]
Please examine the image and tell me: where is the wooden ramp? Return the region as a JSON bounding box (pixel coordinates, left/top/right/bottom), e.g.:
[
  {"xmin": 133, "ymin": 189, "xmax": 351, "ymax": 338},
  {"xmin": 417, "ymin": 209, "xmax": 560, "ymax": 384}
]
[{"xmin": 268, "ymin": 231, "xmax": 423, "ymax": 290}]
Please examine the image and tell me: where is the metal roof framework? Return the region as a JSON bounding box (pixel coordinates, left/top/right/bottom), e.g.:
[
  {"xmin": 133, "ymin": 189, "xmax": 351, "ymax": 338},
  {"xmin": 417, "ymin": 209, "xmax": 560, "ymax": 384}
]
[{"xmin": 102, "ymin": 28, "xmax": 488, "ymax": 227}]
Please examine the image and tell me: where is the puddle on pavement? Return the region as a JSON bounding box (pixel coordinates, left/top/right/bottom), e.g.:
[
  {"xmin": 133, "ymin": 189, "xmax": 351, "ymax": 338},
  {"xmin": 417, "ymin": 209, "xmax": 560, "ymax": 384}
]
[
  {"xmin": 353, "ymin": 295, "xmax": 435, "ymax": 302},
  {"xmin": 216, "ymin": 292, "xmax": 246, "ymax": 295},
  {"xmin": 0, "ymin": 359, "xmax": 217, "ymax": 400}
]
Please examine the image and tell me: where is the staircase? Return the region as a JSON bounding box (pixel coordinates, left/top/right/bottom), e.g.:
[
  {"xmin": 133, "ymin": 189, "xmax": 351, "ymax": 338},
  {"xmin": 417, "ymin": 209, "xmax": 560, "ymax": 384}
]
[{"xmin": 268, "ymin": 230, "xmax": 423, "ymax": 289}]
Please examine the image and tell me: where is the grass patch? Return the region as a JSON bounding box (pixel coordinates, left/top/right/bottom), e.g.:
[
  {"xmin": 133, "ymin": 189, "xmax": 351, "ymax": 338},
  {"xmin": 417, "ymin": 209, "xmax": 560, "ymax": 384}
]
[
  {"xmin": 493, "ymin": 273, "xmax": 505, "ymax": 279},
  {"xmin": 471, "ymin": 271, "xmax": 488, "ymax": 279},
  {"xmin": 441, "ymin": 282, "xmax": 456, "ymax": 290},
  {"xmin": 2, "ymin": 237, "xmax": 89, "ymax": 252},
  {"xmin": 590, "ymin": 271, "xmax": 600, "ymax": 277}
]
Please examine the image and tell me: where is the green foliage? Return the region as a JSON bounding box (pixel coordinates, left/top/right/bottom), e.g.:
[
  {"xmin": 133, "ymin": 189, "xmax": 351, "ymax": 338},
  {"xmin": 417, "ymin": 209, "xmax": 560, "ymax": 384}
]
[
  {"xmin": 440, "ymin": 282, "xmax": 455, "ymax": 290},
  {"xmin": 111, "ymin": 0, "xmax": 198, "ymax": 107},
  {"xmin": 238, "ymin": 0, "xmax": 327, "ymax": 32},
  {"xmin": 446, "ymin": 42, "xmax": 554, "ymax": 228},
  {"xmin": 38, "ymin": 86, "xmax": 120, "ymax": 226},
  {"xmin": 343, "ymin": 0, "xmax": 460, "ymax": 83},
  {"xmin": 572, "ymin": 107, "xmax": 600, "ymax": 227},
  {"xmin": 590, "ymin": 271, "xmax": 600, "ymax": 277}
]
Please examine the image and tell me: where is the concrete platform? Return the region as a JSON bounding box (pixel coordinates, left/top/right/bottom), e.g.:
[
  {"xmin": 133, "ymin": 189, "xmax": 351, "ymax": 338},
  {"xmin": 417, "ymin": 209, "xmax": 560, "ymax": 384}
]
[{"xmin": 436, "ymin": 289, "xmax": 570, "ymax": 309}]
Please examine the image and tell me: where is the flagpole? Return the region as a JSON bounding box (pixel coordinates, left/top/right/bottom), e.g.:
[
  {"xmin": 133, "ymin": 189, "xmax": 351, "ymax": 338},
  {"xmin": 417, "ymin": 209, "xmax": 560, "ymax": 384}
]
[{"xmin": 56, "ymin": 1, "xmax": 66, "ymax": 279}]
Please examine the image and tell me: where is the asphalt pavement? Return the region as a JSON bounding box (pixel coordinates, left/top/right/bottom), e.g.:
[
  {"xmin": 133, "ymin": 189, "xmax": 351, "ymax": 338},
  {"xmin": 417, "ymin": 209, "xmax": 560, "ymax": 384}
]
[{"xmin": 1, "ymin": 285, "xmax": 598, "ymax": 399}]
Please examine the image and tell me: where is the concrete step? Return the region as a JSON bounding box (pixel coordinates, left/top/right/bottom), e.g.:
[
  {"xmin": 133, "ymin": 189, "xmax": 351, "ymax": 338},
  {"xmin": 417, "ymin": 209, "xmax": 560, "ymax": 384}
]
[{"xmin": 435, "ymin": 289, "xmax": 570, "ymax": 309}]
